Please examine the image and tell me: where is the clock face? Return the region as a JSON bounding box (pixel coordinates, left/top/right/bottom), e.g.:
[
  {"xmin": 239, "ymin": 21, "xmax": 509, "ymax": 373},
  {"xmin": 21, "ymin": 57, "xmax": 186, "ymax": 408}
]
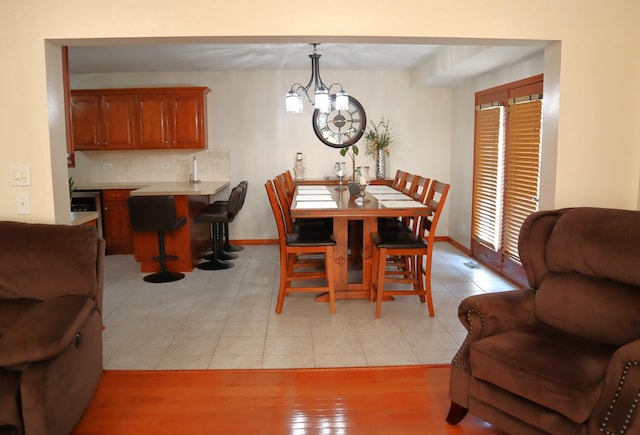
[{"xmin": 312, "ymin": 95, "xmax": 366, "ymax": 148}]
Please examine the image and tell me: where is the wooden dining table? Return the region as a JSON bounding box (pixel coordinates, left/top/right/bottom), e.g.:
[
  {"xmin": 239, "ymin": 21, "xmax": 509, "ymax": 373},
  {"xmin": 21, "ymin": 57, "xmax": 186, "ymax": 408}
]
[{"xmin": 290, "ymin": 183, "xmax": 433, "ymax": 300}]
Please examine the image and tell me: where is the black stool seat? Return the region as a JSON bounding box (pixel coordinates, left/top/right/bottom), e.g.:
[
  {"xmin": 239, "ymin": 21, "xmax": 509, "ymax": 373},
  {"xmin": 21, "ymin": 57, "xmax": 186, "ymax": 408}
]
[
  {"xmin": 195, "ymin": 183, "xmax": 245, "ymax": 270},
  {"xmin": 128, "ymin": 196, "xmax": 187, "ymax": 283}
]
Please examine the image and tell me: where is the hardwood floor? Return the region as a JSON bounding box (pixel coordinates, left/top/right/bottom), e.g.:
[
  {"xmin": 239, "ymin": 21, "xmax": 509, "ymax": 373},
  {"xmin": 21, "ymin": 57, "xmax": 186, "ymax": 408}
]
[{"xmin": 73, "ymin": 365, "xmax": 500, "ymax": 434}]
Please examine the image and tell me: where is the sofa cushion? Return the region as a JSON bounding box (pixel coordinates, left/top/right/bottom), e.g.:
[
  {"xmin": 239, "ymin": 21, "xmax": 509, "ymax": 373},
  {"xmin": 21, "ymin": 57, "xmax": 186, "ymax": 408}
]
[
  {"xmin": 0, "ymin": 221, "xmax": 98, "ymax": 301},
  {"xmin": 470, "ymin": 323, "xmax": 615, "ymax": 424},
  {"xmin": 0, "ymin": 298, "xmax": 39, "ymax": 336},
  {"xmin": 0, "ymin": 295, "xmax": 94, "ymax": 367},
  {"xmin": 545, "ymin": 207, "xmax": 640, "ymax": 287},
  {"xmin": 536, "ymin": 272, "xmax": 640, "ymax": 346}
]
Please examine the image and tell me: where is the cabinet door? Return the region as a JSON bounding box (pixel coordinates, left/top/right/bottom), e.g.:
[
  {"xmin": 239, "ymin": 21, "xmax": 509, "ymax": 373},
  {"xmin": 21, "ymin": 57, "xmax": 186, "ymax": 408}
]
[
  {"xmin": 171, "ymin": 92, "xmax": 206, "ymax": 149},
  {"xmin": 102, "ymin": 190, "xmax": 134, "ymax": 254},
  {"xmin": 101, "ymin": 94, "xmax": 137, "ymax": 150},
  {"xmin": 137, "ymin": 94, "xmax": 172, "ymax": 149},
  {"xmin": 70, "ymin": 94, "xmax": 102, "ymax": 150}
]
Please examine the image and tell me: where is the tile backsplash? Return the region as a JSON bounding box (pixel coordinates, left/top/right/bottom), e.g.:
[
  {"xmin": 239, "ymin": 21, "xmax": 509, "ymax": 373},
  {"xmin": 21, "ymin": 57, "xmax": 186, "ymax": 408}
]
[{"xmin": 68, "ymin": 149, "xmax": 230, "ymax": 184}]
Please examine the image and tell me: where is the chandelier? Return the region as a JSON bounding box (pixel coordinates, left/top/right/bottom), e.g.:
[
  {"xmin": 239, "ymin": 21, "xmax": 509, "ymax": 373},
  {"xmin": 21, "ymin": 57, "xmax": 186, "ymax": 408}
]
[{"xmin": 285, "ymin": 44, "xmax": 349, "ymax": 114}]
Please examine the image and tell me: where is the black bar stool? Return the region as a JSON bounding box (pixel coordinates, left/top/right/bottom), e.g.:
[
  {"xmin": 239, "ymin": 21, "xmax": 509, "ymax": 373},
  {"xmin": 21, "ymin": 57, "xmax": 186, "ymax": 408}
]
[
  {"xmin": 195, "ymin": 183, "xmax": 245, "ymax": 270},
  {"xmin": 128, "ymin": 196, "xmax": 187, "ymax": 283},
  {"xmin": 211, "ymin": 180, "xmax": 248, "ymax": 255}
]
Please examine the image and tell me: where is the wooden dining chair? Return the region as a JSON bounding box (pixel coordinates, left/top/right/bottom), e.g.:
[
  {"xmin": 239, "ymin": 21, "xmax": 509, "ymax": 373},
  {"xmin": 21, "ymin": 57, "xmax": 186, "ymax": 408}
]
[
  {"xmin": 391, "ymin": 170, "xmax": 409, "ymax": 191},
  {"xmin": 282, "ymin": 170, "xmax": 296, "ymax": 196},
  {"xmin": 369, "ymin": 180, "xmax": 450, "ymax": 318},
  {"xmin": 400, "ymin": 173, "xmax": 416, "ymax": 195},
  {"xmin": 379, "ymin": 175, "xmax": 431, "ymax": 234},
  {"xmin": 276, "ymin": 172, "xmax": 295, "ymax": 206},
  {"xmin": 274, "ymin": 174, "xmax": 332, "ymax": 235},
  {"xmin": 265, "ymin": 180, "xmax": 337, "ymax": 314}
]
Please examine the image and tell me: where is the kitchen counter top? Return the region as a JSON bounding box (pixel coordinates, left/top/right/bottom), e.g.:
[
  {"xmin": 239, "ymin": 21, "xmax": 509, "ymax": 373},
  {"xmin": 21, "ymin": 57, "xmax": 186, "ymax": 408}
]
[
  {"xmin": 71, "ymin": 211, "xmax": 99, "ymax": 226},
  {"xmin": 75, "ymin": 181, "xmax": 230, "ymax": 196}
]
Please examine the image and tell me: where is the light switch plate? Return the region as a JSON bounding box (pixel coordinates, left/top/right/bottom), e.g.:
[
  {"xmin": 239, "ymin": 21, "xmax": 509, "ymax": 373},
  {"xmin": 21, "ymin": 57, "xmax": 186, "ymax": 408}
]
[
  {"xmin": 11, "ymin": 165, "xmax": 31, "ymax": 186},
  {"xmin": 16, "ymin": 192, "xmax": 31, "ymax": 214}
]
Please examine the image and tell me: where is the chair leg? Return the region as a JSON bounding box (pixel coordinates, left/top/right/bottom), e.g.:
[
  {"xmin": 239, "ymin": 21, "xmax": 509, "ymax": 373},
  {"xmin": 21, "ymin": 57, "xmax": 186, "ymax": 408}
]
[
  {"xmin": 424, "ymin": 253, "xmax": 435, "ymax": 317},
  {"xmin": 222, "ymin": 222, "xmax": 244, "ymax": 252},
  {"xmin": 198, "ymin": 223, "xmax": 234, "ymax": 270},
  {"xmin": 210, "ymin": 222, "xmax": 237, "ymax": 260},
  {"xmin": 143, "ymin": 231, "xmax": 185, "ymax": 283},
  {"xmin": 445, "ymin": 401, "xmax": 468, "ymax": 425},
  {"xmin": 375, "ymin": 247, "xmax": 387, "ymax": 319},
  {"xmin": 275, "ymin": 251, "xmax": 288, "ymax": 314},
  {"xmin": 325, "ymin": 247, "xmax": 336, "ymax": 314}
]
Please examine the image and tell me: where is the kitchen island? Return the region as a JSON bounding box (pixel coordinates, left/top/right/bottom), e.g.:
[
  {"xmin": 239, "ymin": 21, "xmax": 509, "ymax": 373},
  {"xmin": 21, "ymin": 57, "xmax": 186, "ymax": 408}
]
[{"xmin": 76, "ymin": 181, "xmax": 230, "ymax": 273}]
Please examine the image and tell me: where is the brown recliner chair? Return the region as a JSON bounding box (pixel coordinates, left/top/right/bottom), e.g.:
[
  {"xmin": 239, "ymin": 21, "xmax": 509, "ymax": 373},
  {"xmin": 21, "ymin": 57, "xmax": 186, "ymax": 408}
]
[
  {"xmin": 447, "ymin": 207, "xmax": 640, "ymax": 435},
  {"xmin": 0, "ymin": 221, "xmax": 105, "ymax": 435}
]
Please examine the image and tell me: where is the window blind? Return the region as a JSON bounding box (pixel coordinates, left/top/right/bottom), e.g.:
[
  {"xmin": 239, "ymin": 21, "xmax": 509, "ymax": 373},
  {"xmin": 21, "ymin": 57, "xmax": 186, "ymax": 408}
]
[
  {"xmin": 472, "ymin": 105, "xmax": 504, "ymax": 251},
  {"xmin": 502, "ymin": 99, "xmax": 542, "ymax": 261}
]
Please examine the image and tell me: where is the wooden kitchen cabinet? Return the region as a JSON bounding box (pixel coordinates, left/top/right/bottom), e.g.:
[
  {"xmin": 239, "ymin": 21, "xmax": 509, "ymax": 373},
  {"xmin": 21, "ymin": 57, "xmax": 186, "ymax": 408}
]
[
  {"xmin": 137, "ymin": 89, "xmax": 208, "ymax": 149},
  {"xmin": 69, "ymin": 87, "xmax": 209, "ymax": 151},
  {"xmin": 70, "ymin": 92, "xmax": 137, "ymax": 150},
  {"xmin": 102, "ymin": 189, "xmax": 134, "ymax": 254}
]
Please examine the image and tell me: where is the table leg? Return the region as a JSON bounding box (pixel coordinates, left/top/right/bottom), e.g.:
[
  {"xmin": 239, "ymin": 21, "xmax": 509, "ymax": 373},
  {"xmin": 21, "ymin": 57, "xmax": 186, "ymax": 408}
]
[
  {"xmin": 332, "ymin": 216, "xmax": 349, "ymax": 291},
  {"xmin": 361, "ymin": 216, "xmax": 378, "ymax": 295}
]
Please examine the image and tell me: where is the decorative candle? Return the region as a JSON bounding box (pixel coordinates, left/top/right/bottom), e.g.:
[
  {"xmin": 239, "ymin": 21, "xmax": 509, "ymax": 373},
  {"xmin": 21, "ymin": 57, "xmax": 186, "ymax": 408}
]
[{"xmin": 359, "ymin": 175, "xmax": 366, "ymax": 185}]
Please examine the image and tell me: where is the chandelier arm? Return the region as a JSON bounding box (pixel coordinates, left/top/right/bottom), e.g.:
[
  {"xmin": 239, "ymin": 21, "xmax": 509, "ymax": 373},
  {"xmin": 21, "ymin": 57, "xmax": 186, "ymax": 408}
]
[{"xmin": 327, "ymin": 83, "xmax": 345, "ymax": 93}]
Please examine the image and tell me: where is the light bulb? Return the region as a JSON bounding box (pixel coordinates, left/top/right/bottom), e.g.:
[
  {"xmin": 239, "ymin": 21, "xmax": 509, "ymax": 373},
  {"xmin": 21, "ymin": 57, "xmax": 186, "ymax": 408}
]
[
  {"xmin": 286, "ymin": 92, "xmax": 303, "ymax": 113},
  {"xmin": 315, "ymin": 89, "xmax": 331, "ymax": 113},
  {"xmin": 335, "ymin": 91, "xmax": 349, "ymax": 111}
]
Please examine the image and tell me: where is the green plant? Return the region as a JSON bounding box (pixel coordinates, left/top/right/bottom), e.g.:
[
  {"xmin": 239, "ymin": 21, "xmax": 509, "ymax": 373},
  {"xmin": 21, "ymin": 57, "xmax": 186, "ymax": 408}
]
[
  {"xmin": 364, "ymin": 118, "xmax": 393, "ymax": 156},
  {"xmin": 339, "ymin": 144, "xmax": 359, "ymax": 180},
  {"xmin": 68, "ymin": 176, "xmax": 76, "ymax": 199}
]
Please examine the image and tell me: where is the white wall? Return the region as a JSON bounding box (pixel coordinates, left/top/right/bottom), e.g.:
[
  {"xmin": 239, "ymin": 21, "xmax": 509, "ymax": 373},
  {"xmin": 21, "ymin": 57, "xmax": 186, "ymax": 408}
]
[
  {"xmin": 69, "ymin": 70, "xmax": 451, "ymax": 240},
  {"xmin": 1, "ymin": 0, "xmax": 639, "ymax": 243}
]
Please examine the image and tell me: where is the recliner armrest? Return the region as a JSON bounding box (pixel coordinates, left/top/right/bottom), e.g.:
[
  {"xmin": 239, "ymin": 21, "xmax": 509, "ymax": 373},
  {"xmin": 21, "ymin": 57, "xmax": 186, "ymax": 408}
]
[
  {"xmin": 590, "ymin": 339, "xmax": 640, "ymax": 435},
  {"xmin": 459, "ymin": 288, "xmax": 537, "ymax": 337},
  {"xmin": 0, "ymin": 295, "xmax": 95, "ymax": 367},
  {"xmin": 452, "ymin": 289, "xmax": 536, "ymax": 370}
]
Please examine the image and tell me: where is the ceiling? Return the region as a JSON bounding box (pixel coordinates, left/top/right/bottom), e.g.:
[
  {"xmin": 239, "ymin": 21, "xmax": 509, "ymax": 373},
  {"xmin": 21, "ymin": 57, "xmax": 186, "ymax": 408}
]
[{"xmin": 68, "ymin": 42, "xmax": 546, "ymax": 87}]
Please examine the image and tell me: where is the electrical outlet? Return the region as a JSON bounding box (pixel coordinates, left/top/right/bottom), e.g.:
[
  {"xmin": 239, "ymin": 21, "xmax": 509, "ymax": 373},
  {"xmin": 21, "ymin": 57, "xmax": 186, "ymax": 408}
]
[
  {"xmin": 16, "ymin": 192, "xmax": 30, "ymax": 214},
  {"xmin": 160, "ymin": 162, "xmax": 170, "ymax": 169},
  {"xmin": 103, "ymin": 163, "xmax": 113, "ymax": 170}
]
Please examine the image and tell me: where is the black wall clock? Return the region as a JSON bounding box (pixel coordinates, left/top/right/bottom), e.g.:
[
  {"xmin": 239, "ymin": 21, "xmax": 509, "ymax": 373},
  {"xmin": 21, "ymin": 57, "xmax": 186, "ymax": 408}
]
[{"xmin": 312, "ymin": 95, "xmax": 366, "ymax": 148}]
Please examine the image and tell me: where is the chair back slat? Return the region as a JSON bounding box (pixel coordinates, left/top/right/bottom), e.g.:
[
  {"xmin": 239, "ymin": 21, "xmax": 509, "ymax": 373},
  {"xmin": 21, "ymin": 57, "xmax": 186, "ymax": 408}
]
[
  {"xmin": 420, "ymin": 180, "xmax": 450, "ymax": 243},
  {"xmin": 265, "ymin": 180, "xmax": 288, "ymax": 247},
  {"xmin": 273, "ymin": 176, "xmax": 295, "ymax": 233}
]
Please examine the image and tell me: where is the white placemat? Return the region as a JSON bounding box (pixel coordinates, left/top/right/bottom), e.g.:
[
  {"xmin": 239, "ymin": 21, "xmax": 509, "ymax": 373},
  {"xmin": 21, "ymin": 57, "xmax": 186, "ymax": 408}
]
[
  {"xmin": 295, "ymin": 201, "xmax": 338, "ymax": 209},
  {"xmin": 294, "ymin": 189, "xmax": 331, "ymax": 195},
  {"xmin": 296, "ymin": 194, "xmax": 333, "ymax": 201},
  {"xmin": 366, "ymin": 185, "xmax": 397, "ymax": 193},
  {"xmin": 372, "ymin": 193, "xmax": 413, "ymax": 201},
  {"xmin": 297, "ymin": 185, "xmax": 330, "ymax": 191},
  {"xmin": 379, "ymin": 200, "xmax": 428, "ymax": 208}
]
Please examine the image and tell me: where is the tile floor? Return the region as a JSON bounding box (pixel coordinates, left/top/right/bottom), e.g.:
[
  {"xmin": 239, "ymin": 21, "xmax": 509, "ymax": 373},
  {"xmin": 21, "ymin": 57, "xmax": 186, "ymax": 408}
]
[{"xmin": 101, "ymin": 242, "xmax": 518, "ymax": 370}]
